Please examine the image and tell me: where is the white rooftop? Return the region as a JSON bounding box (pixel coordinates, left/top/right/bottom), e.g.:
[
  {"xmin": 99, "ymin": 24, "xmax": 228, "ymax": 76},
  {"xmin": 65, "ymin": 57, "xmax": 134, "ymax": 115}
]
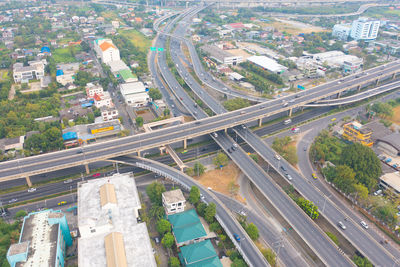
[
  {"xmin": 381, "ymin": 172, "xmax": 400, "ymax": 193},
  {"xmin": 107, "ymin": 59, "xmax": 129, "ymax": 73},
  {"xmin": 120, "ymin": 82, "xmax": 147, "ymax": 96},
  {"xmin": 78, "ymin": 173, "xmax": 156, "ymax": 267},
  {"xmin": 247, "ymin": 55, "xmax": 288, "ymax": 73}
]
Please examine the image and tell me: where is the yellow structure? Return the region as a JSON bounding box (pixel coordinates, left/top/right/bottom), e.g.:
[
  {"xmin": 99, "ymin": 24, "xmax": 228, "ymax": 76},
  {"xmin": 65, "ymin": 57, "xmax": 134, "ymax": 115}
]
[
  {"xmin": 342, "ymin": 121, "xmax": 373, "ymax": 147},
  {"xmin": 91, "ymin": 125, "xmax": 114, "ymax": 134}
]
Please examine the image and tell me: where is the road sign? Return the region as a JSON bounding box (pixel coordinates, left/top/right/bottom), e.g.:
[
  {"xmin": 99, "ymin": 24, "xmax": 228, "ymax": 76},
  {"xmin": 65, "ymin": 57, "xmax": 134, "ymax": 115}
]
[
  {"xmin": 157, "ymin": 47, "xmax": 164, "ymax": 51},
  {"xmin": 297, "ymin": 85, "xmax": 305, "ymax": 90},
  {"xmin": 150, "ymin": 47, "xmax": 157, "ymax": 51}
]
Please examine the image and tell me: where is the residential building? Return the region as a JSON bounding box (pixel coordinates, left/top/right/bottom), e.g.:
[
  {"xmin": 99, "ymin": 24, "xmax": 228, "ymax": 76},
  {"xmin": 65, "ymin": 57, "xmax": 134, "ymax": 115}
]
[
  {"xmin": 7, "ymin": 210, "xmax": 72, "ymax": 267},
  {"xmin": 379, "ymin": 172, "xmax": 400, "ymax": 194},
  {"xmin": 167, "ymin": 209, "xmax": 207, "ymax": 247},
  {"xmin": 86, "ymin": 83, "xmax": 104, "ymax": 97},
  {"xmin": 93, "ymin": 91, "xmax": 113, "ymax": 108},
  {"xmin": 247, "ymin": 56, "xmax": 287, "ymax": 74},
  {"xmin": 94, "ymin": 38, "xmax": 120, "ymax": 64},
  {"xmin": 350, "ymin": 17, "xmax": 380, "ymax": 41},
  {"xmin": 332, "ymin": 24, "xmax": 351, "ymax": 41},
  {"xmin": 342, "ymin": 121, "xmax": 373, "ymax": 147},
  {"xmin": 78, "ymin": 173, "xmax": 156, "ymax": 267},
  {"xmin": 0, "ymin": 136, "xmax": 24, "ymax": 152},
  {"xmin": 162, "ymin": 189, "xmax": 186, "ymax": 215},
  {"xmin": 120, "ymin": 82, "xmax": 151, "ymax": 107},
  {"xmin": 200, "ymin": 44, "xmax": 243, "ymax": 65},
  {"xmin": 13, "ymin": 60, "xmax": 45, "ymax": 83},
  {"xmin": 178, "ymin": 240, "xmax": 222, "ymax": 267},
  {"xmin": 56, "ymin": 62, "xmax": 79, "ymax": 86},
  {"xmin": 374, "ymin": 39, "xmax": 400, "ymax": 55},
  {"xmin": 311, "ymin": 51, "xmax": 363, "ymax": 72},
  {"xmin": 101, "ymin": 106, "xmax": 119, "ymax": 121}
]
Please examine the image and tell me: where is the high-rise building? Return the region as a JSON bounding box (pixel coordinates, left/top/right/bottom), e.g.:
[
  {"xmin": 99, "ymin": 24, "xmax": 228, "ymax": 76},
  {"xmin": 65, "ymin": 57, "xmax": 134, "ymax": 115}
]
[
  {"xmin": 332, "ymin": 24, "xmax": 351, "ymax": 41},
  {"xmin": 350, "ymin": 17, "xmax": 380, "ymax": 41}
]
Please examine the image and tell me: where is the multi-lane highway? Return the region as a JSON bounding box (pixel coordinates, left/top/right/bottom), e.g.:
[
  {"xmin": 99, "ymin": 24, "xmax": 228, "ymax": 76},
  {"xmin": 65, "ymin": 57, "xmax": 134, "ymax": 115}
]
[{"xmin": 164, "ymin": 6, "xmax": 400, "ymax": 267}]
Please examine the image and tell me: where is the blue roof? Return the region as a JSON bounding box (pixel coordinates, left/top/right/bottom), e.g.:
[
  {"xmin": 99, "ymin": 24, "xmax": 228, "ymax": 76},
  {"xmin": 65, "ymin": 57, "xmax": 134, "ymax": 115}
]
[
  {"xmin": 56, "ymin": 69, "xmax": 64, "ymax": 76},
  {"xmin": 81, "ymin": 102, "xmax": 93, "ymax": 108},
  {"xmin": 41, "ymin": 46, "xmax": 51, "ymax": 53},
  {"xmin": 62, "ymin": 132, "xmax": 77, "ymax": 141},
  {"xmin": 168, "ymin": 209, "xmax": 207, "ymax": 244}
]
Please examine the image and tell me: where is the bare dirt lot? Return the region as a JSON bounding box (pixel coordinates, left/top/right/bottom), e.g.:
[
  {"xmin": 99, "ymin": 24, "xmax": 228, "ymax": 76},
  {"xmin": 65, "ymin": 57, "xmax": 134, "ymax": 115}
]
[
  {"xmin": 390, "ymin": 105, "xmax": 400, "ymax": 125},
  {"xmin": 194, "ymin": 163, "xmax": 245, "ymax": 203},
  {"xmin": 262, "ymin": 19, "xmax": 327, "ymax": 35}
]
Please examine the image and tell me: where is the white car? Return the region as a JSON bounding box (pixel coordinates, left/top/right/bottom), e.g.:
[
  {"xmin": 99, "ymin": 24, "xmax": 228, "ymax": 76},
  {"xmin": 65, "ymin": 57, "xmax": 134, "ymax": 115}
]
[
  {"xmin": 27, "ymin": 188, "xmax": 36, "ymax": 193},
  {"xmin": 360, "ymin": 221, "xmax": 368, "ymax": 229},
  {"xmin": 275, "ymin": 154, "xmax": 281, "ymax": 160},
  {"xmin": 338, "ymin": 221, "xmax": 346, "ymax": 230},
  {"xmin": 286, "ymin": 174, "xmax": 293, "ymax": 181}
]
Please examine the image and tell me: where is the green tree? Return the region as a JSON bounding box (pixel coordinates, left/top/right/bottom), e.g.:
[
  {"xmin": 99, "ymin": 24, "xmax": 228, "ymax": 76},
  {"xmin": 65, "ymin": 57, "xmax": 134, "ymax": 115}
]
[
  {"xmin": 204, "ymin": 203, "xmax": 216, "ymax": 223},
  {"xmin": 168, "ymin": 256, "xmax": 181, "ymax": 267},
  {"xmin": 353, "ymin": 183, "xmax": 369, "ymax": 201},
  {"xmin": 189, "ymin": 186, "xmax": 200, "ymax": 205},
  {"xmin": 325, "ymin": 231, "xmax": 339, "ymax": 246},
  {"xmin": 245, "ymin": 223, "xmax": 259, "ymax": 240},
  {"xmin": 149, "ymin": 205, "xmax": 165, "ymax": 220},
  {"xmin": 231, "ymin": 258, "xmax": 247, "ymax": 267},
  {"xmin": 261, "ymin": 248, "xmax": 276, "ymax": 267},
  {"xmin": 340, "ymin": 143, "xmax": 381, "ymax": 191},
  {"xmin": 135, "ymin": 116, "xmax": 144, "ymax": 127},
  {"xmin": 197, "ymin": 202, "xmax": 207, "ymax": 217},
  {"xmin": 352, "ymin": 255, "xmax": 373, "ymax": 267},
  {"xmin": 163, "ymin": 108, "xmax": 170, "ymax": 116},
  {"xmin": 146, "ymin": 182, "xmax": 166, "ymax": 205},
  {"xmin": 156, "ymin": 219, "xmax": 171, "ymax": 236},
  {"xmin": 148, "ymin": 88, "xmax": 162, "ymax": 100},
  {"xmin": 161, "ymin": 232, "xmax": 175, "ymax": 249},
  {"xmin": 193, "ymin": 162, "xmax": 205, "ymax": 176},
  {"xmin": 14, "ymin": 210, "xmax": 27, "ymax": 219},
  {"xmin": 371, "ymin": 102, "xmax": 393, "ymax": 118},
  {"xmin": 80, "ymin": 41, "xmax": 91, "ymax": 52},
  {"xmin": 213, "ymin": 152, "xmax": 228, "ymax": 167},
  {"xmin": 325, "ymin": 165, "xmax": 356, "ymax": 194},
  {"xmin": 250, "ymin": 154, "xmax": 258, "ymax": 163}
]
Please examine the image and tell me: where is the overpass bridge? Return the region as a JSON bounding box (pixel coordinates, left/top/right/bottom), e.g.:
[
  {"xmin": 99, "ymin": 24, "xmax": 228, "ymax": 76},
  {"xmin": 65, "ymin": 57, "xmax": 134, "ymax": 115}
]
[{"xmin": 0, "ymin": 60, "xmax": 399, "ymax": 184}]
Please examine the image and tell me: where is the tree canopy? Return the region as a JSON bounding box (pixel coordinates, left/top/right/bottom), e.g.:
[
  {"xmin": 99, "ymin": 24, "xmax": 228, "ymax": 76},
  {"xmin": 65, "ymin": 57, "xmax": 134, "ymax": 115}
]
[
  {"xmin": 213, "ymin": 152, "xmax": 228, "ymax": 167},
  {"xmin": 189, "ymin": 186, "xmax": 200, "ymax": 205},
  {"xmin": 156, "ymin": 219, "xmax": 171, "ymax": 236},
  {"xmin": 146, "ymin": 182, "xmax": 166, "ymax": 206}
]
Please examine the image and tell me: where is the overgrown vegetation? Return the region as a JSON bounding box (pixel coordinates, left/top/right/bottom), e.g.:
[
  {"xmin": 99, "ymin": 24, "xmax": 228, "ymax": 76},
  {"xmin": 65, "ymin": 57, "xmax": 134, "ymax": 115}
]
[
  {"xmin": 223, "ymin": 98, "xmax": 251, "ymax": 111},
  {"xmin": 272, "ymin": 136, "xmax": 298, "ymax": 165},
  {"xmin": 0, "ymin": 217, "xmax": 23, "ymax": 266}
]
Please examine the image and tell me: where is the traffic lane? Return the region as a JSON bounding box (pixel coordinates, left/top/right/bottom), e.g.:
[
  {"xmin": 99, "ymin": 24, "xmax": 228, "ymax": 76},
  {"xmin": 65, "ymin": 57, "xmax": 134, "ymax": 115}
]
[
  {"xmin": 215, "ymin": 133, "xmax": 350, "ymax": 267},
  {"xmin": 248, "ymin": 130, "xmax": 399, "ymax": 266},
  {"xmin": 214, "ymin": 192, "xmax": 310, "ymax": 267}
]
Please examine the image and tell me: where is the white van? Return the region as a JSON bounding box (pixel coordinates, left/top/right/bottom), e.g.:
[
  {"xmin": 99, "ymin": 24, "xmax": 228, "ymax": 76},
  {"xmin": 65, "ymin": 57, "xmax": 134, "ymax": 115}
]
[{"xmin": 283, "ymin": 119, "xmax": 292, "ymax": 125}]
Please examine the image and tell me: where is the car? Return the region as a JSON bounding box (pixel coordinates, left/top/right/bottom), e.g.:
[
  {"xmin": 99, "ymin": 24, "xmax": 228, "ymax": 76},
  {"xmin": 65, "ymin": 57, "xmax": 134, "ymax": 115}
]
[
  {"xmin": 233, "ymin": 143, "xmax": 238, "ymax": 148},
  {"xmin": 231, "ymin": 146, "xmax": 236, "ymax": 151},
  {"xmin": 331, "ymin": 118, "xmax": 337, "ymax": 122},
  {"xmin": 289, "ymin": 99, "xmax": 295, "ymax": 103},
  {"xmin": 291, "ymin": 127, "xmax": 299, "ymax": 133},
  {"xmin": 77, "ymin": 150, "xmax": 83, "ymax": 154},
  {"xmin": 338, "ymin": 221, "xmax": 346, "ymax": 230},
  {"xmin": 194, "ymin": 103, "xmax": 198, "ymax": 108},
  {"xmin": 360, "ymin": 221, "xmax": 368, "ymax": 229},
  {"xmin": 282, "ymin": 102, "xmax": 288, "ymax": 107},
  {"xmin": 207, "ymin": 187, "xmax": 212, "ymax": 190},
  {"xmin": 312, "ymin": 173, "xmax": 317, "ymax": 179},
  {"xmin": 242, "ymin": 125, "xmax": 246, "ymax": 129},
  {"xmin": 8, "ymin": 198, "xmax": 17, "ymax": 203},
  {"xmin": 233, "ymin": 233, "xmax": 240, "ymax": 242},
  {"xmin": 64, "ymin": 179, "xmax": 73, "ymax": 184},
  {"xmin": 195, "ymin": 121, "xmax": 201, "ymax": 125},
  {"xmin": 239, "ymin": 210, "xmax": 246, "ymax": 216},
  {"xmin": 200, "ymin": 194, "xmax": 205, "ymax": 200},
  {"xmin": 286, "ymin": 173, "xmax": 293, "ymax": 180},
  {"xmin": 213, "ymin": 132, "xmax": 218, "ymax": 138},
  {"xmin": 227, "ymin": 148, "xmax": 232, "ymax": 153},
  {"xmin": 303, "ymin": 146, "xmax": 307, "ymax": 151},
  {"xmin": 280, "ymin": 166, "xmax": 287, "ymax": 172},
  {"xmin": 27, "ymin": 188, "xmax": 37, "ymax": 193},
  {"xmin": 92, "ymin": 173, "xmax": 101, "ymax": 178},
  {"xmin": 58, "ymin": 201, "xmax": 67, "ymax": 206},
  {"xmin": 154, "ymin": 237, "xmax": 160, "ymax": 244}
]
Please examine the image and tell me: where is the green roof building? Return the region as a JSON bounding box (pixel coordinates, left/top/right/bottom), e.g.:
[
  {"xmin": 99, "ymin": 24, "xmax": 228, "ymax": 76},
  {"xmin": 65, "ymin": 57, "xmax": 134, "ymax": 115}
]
[
  {"xmin": 118, "ymin": 69, "xmax": 138, "ymax": 83},
  {"xmin": 168, "ymin": 209, "xmax": 207, "ymax": 246},
  {"xmin": 178, "ymin": 240, "xmax": 222, "ymax": 267}
]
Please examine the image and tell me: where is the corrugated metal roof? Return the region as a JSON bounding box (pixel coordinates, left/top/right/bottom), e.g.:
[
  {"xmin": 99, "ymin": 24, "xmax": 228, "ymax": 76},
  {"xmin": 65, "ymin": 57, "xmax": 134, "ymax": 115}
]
[
  {"xmin": 178, "ymin": 240, "xmax": 222, "ymax": 267},
  {"xmin": 104, "ymin": 232, "xmax": 128, "ymax": 267},
  {"xmin": 100, "ymin": 183, "xmax": 117, "ymax": 207}
]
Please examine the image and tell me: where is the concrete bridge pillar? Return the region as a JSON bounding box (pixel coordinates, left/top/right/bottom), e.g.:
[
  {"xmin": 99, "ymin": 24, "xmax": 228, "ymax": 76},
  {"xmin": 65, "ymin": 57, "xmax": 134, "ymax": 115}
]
[
  {"xmin": 137, "ymin": 150, "xmax": 141, "ymax": 157},
  {"xmin": 159, "ymin": 147, "xmax": 166, "ymax": 155},
  {"xmin": 376, "ymin": 78, "xmax": 380, "ymax": 86},
  {"xmin": 85, "ymin": 163, "xmax": 90, "ymax": 174},
  {"xmin": 357, "ymin": 85, "xmax": 361, "ymax": 92},
  {"xmin": 258, "ymin": 118, "xmax": 262, "ymax": 127},
  {"xmin": 337, "ymin": 92, "xmax": 341, "ymax": 99},
  {"xmin": 392, "ymin": 73, "xmax": 397, "ymax": 79},
  {"xmin": 25, "ymin": 176, "xmax": 32, "ymax": 187},
  {"xmin": 224, "ymin": 128, "xmax": 228, "ymax": 133},
  {"xmin": 288, "ymin": 108, "xmax": 293, "ymax": 117},
  {"xmin": 183, "ymin": 138, "xmax": 187, "ymax": 150}
]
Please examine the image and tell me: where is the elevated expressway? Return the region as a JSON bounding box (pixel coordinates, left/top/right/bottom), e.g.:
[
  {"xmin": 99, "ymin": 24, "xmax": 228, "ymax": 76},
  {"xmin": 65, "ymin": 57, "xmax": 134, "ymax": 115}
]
[
  {"xmin": 157, "ymin": 6, "xmax": 353, "ymax": 267},
  {"xmin": 165, "ymin": 6, "xmax": 400, "ymax": 267}
]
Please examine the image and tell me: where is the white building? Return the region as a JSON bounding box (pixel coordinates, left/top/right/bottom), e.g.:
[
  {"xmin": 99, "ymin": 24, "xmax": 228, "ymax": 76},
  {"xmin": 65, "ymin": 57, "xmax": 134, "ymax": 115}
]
[
  {"xmin": 332, "ymin": 24, "xmax": 351, "ymax": 41},
  {"xmin": 107, "ymin": 59, "xmax": 130, "ymax": 74},
  {"xmin": 101, "ymin": 106, "xmax": 119, "ymax": 121},
  {"xmin": 120, "ymin": 82, "xmax": 151, "ymax": 107},
  {"xmin": 93, "ymin": 91, "xmax": 113, "ymax": 108},
  {"xmin": 350, "ymin": 17, "xmax": 380, "ymax": 41},
  {"xmin": 86, "ymin": 83, "xmax": 104, "ymax": 98},
  {"xmin": 380, "ymin": 172, "xmax": 400, "ymax": 195},
  {"xmin": 94, "ymin": 38, "xmax": 120, "ymax": 64},
  {"xmin": 78, "ymin": 173, "xmax": 156, "ymax": 267},
  {"xmin": 201, "ymin": 44, "xmax": 243, "ymax": 65},
  {"xmin": 56, "ymin": 62, "xmax": 79, "ymax": 86},
  {"xmin": 162, "ymin": 189, "xmax": 186, "ymax": 215},
  {"xmin": 247, "ymin": 56, "xmax": 287, "ymax": 74},
  {"xmin": 13, "ymin": 61, "xmax": 45, "ymax": 83}
]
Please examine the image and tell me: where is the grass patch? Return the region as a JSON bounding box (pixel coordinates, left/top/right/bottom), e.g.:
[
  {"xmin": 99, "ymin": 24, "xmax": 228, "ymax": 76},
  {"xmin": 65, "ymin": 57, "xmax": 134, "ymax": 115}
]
[
  {"xmin": 52, "ymin": 46, "xmax": 82, "ymax": 63},
  {"xmin": 101, "ymin": 10, "xmax": 119, "ymax": 20},
  {"xmin": 118, "ymin": 29, "xmax": 151, "ymax": 53}
]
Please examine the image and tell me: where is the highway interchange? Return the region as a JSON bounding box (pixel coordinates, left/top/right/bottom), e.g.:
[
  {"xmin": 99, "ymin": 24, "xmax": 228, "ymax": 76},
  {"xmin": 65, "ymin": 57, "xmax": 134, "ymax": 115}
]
[{"xmin": 2, "ymin": 4, "xmax": 400, "ymax": 267}]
